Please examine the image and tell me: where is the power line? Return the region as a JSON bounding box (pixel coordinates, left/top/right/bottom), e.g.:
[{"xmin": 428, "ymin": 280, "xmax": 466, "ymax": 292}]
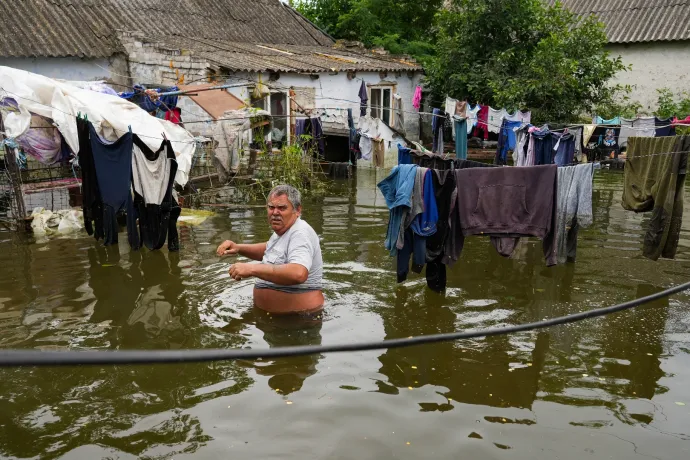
[{"xmin": 0, "ymin": 280, "xmax": 688, "ymax": 367}]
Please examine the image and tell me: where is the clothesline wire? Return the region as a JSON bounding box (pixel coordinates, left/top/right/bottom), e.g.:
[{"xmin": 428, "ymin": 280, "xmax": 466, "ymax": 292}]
[
  {"xmin": 5, "ymin": 77, "xmax": 689, "ymax": 135},
  {"xmin": 4, "ymin": 86, "xmax": 689, "ymax": 155}
]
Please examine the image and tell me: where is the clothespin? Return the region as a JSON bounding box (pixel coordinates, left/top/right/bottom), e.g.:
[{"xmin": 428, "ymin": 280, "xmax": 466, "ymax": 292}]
[
  {"xmin": 162, "ymin": 132, "xmax": 168, "ymax": 140},
  {"xmin": 128, "ymin": 125, "xmax": 132, "ymax": 134},
  {"xmin": 77, "ymin": 111, "xmax": 81, "ymax": 119}
]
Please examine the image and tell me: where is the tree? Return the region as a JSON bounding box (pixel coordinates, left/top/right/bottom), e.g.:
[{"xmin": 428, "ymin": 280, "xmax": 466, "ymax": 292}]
[
  {"xmin": 426, "ymin": 0, "xmax": 628, "ymax": 123},
  {"xmin": 294, "ymin": 0, "xmax": 441, "ymax": 61}
]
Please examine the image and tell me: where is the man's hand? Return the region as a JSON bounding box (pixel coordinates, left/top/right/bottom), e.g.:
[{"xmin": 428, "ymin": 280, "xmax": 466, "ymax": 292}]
[
  {"xmin": 217, "ymin": 240, "xmax": 239, "ymax": 256},
  {"xmin": 229, "ymin": 263, "xmax": 255, "ymax": 281}
]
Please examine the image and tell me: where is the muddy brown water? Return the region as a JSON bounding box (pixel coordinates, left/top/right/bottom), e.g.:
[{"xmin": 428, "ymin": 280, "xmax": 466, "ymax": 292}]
[{"xmin": 0, "ymin": 169, "xmax": 689, "ymax": 459}]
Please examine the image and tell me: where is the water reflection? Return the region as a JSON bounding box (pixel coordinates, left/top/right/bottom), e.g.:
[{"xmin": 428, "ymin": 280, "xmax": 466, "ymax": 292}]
[
  {"xmin": 224, "ymin": 309, "xmax": 323, "ymax": 396},
  {"xmin": 0, "ymin": 170, "xmax": 689, "ymax": 459}
]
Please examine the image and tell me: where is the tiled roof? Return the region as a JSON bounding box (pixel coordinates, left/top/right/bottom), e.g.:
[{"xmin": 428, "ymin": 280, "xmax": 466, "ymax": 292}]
[
  {"xmin": 553, "ymin": 0, "xmax": 690, "ymax": 43},
  {"xmin": 0, "ymin": 0, "xmax": 333, "ymax": 58},
  {"xmin": 160, "ymin": 37, "xmax": 423, "ymax": 73}
]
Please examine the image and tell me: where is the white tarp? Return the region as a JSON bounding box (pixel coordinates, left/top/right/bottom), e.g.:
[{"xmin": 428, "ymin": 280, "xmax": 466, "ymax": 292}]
[{"xmin": 0, "ymin": 66, "xmax": 195, "ymax": 186}]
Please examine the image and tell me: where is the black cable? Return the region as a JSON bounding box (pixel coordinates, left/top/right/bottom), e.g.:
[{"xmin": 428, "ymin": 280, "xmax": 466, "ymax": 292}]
[{"xmin": 1, "ymin": 280, "xmax": 688, "ymax": 367}]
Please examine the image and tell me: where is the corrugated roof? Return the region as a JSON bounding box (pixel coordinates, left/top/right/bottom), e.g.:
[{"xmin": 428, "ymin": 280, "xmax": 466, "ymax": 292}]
[
  {"xmin": 0, "ymin": 0, "xmax": 333, "ymax": 58},
  {"xmin": 156, "ymin": 37, "xmax": 423, "ymax": 72},
  {"xmin": 552, "ymin": 0, "xmax": 690, "ymax": 43}
]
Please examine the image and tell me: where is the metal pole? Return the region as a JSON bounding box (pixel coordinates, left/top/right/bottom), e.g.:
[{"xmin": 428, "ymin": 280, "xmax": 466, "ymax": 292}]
[
  {"xmin": 158, "ymin": 82, "xmax": 247, "ymax": 97},
  {"xmin": 0, "ymin": 114, "xmax": 27, "ymax": 231}
]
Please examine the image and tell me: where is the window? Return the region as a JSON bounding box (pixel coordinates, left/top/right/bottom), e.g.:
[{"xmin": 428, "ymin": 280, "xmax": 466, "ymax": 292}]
[
  {"xmin": 249, "ymin": 89, "xmax": 290, "ymax": 148},
  {"xmin": 370, "ymin": 86, "xmax": 393, "ymax": 125}
]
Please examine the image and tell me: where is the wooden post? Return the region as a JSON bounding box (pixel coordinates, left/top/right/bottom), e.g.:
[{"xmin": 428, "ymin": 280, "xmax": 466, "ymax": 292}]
[{"xmin": 0, "ymin": 114, "xmax": 26, "ymax": 231}]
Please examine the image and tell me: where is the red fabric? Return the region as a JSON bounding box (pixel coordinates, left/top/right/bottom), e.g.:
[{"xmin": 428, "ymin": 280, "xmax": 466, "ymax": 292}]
[
  {"xmin": 165, "ymin": 107, "xmax": 182, "ymax": 124},
  {"xmin": 672, "ymin": 116, "xmax": 690, "ymax": 126},
  {"xmin": 473, "ymin": 105, "xmax": 489, "ymax": 140}
]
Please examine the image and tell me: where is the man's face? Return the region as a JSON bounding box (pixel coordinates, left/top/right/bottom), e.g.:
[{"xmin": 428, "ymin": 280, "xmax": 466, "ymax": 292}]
[{"xmin": 267, "ymin": 193, "xmax": 300, "ymax": 235}]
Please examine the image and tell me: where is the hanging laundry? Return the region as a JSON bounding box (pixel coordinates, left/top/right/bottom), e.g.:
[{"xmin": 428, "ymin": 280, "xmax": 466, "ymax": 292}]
[
  {"xmin": 164, "ymin": 107, "xmax": 182, "ymax": 125},
  {"xmin": 393, "ymin": 94, "xmax": 405, "ymax": 133},
  {"xmin": 555, "ymin": 163, "xmax": 595, "ymax": 264},
  {"xmin": 445, "ymin": 164, "xmax": 558, "ymax": 266},
  {"xmin": 425, "ymin": 169, "xmax": 456, "ymax": 292},
  {"xmin": 398, "ymin": 145, "xmax": 413, "ymax": 165},
  {"xmin": 622, "ymin": 136, "xmax": 690, "ymax": 260},
  {"xmin": 593, "ymin": 116, "xmax": 621, "ymax": 125},
  {"xmin": 347, "ymin": 108, "xmax": 361, "ymax": 164},
  {"xmin": 77, "ymin": 117, "xmax": 104, "ymax": 240},
  {"xmin": 214, "ymin": 108, "xmax": 270, "ymax": 179},
  {"xmin": 465, "ymin": 103, "xmax": 480, "ymax": 132},
  {"xmin": 377, "ymin": 164, "xmax": 417, "ymax": 256},
  {"xmin": 295, "ymin": 117, "xmax": 325, "ymax": 159},
  {"xmin": 432, "ymin": 108, "xmax": 444, "ymax": 154},
  {"xmin": 445, "ymin": 97, "xmax": 457, "ymax": 119},
  {"xmin": 513, "ymin": 124, "xmax": 531, "ymax": 167},
  {"xmin": 634, "ymin": 117, "xmax": 656, "ymax": 138},
  {"xmin": 570, "ymin": 126, "xmax": 583, "ymax": 162},
  {"xmin": 672, "ymin": 116, "xmax": 690, "ymax": 126},
  {"xmin": 530, "ymin": 125, "xmax": 553, "ymax": 165},
  {"xmin": 454, "ymin": 118, "xmax": 468, "ymax": 160},
  {"xmin": 412, "ymin": 85, "xmax": 422, "ymax": 111},
  {"xmin": 582, "ymin": 124, "xmax": 597, "ymax": 147},
  {"xmin": 655, "ymin": 117, "xmax": 676, "ymax": 137},
  {"xmin": 398, "ymin": 168, "xmax": 438, "ymax": 282},
  {"xmin": 618, "ymin": 118, "xmax": 635, "ymax": 148},
  {"xmin": 504, "ymin": 110, "xmax": 520, "ymax": 122},
  {"xmin": 487, "ymin": 107, "xmax": 504, "ymax": 134},
  {"xmin": 89, "ymin": 123, "xmax": 134, "ymax": 246},
  {"xmin": 517, "ymin": 111, "xmax": 531, "ymax": 124},
  {"xmin": 373, "ymin": 138, "xmax": 385, "ymax": 167},
  {"xmin": 16, "ymin": 114, "xmax": 67, "ymax": 165},
  {"xmin": 495, "ymin": 119, "xmax": 522, "ymax": 165},
  {"xmin": 131, "ymin": 135, "xmax": 180, "ymax": 251},
  {"xmin": 552, "ymin": 131, "xmax": 576, "ymax": 166},
  {"xmin": 473, "ymin": 105, "xmax": 489, "ymax": 140},
  {"xmin": 359, "ymin": 81, "xmax": 368, "ymax": 117}
]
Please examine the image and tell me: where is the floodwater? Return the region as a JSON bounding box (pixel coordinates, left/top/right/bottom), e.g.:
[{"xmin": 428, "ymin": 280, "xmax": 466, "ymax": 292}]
[{"xmin": 1, "ymin": 169, "xmax": 690, "ymax": 460}]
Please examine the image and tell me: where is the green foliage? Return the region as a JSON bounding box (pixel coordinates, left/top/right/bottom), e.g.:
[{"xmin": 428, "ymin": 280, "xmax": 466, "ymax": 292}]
[
  {"xmin": 593, "ymin": 85, "xmax": 643, "ymax": 120},
  {"xmin": 426, "ymin": 0, "xmax": 627, "ymax": 123},
  {"xmin": 655, "ymin": 88, "xmax": 690, "ymax": 134},
  {"xmin": 248, "ymin": 138, "xmax": 328, "ymax": 202},
  {"xmin": 295, "ymin": 0, "xmax": 441, "ymax": 61}
]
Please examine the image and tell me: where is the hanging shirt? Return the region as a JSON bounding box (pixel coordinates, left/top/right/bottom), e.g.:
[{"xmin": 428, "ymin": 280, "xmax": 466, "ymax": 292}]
[
  {"xmin": 131, "ymin": 136, "xmax": 180, "ymax": 251},
  {"xmin": 593, "ymin": 116, "xmax": 621, "ymax": 125},
  {"xmin": 412, "ymin": 85, "xmax": 422, "ymax": 110},
  {"xmin": 655, "ymin": 117, "xmax": 676, "ymax": 137},
  {"xmin": 634, "ymin": 117, "xmax": 656, "ymax": 138},
  {"xmin": 466, "ymin": 104, "xmax": 481, "ymax": 133},
  {"xmin": 89, "ymin": 123, "xmax": 134, "ymax": 246},
  {"xmin": 618, "ymin": 118, "xmax": 635, "ymax": 148},
  {"xmin": 473, "ymin": 105, "xmax": 489, "ymax": 139},
  {"xmin": 487, "ymin": 107, "xmax": 504, "ymax": 134},
  {"xmin": 518, "ymin": 111, "xmax": 531, "ymax": 124},
  {"xmin": 504, "ymin": 110, "xmax": 520, "ymax": 122},
  {"xmin": 552, "ymin": 131, "xmax": 576, "ymax": 167}
]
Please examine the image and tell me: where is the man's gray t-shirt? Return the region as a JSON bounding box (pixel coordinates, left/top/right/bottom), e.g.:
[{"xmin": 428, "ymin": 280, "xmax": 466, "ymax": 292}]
[{"xmin": 255, "ymin": 218, "xmax": 323, "ymax": 293}]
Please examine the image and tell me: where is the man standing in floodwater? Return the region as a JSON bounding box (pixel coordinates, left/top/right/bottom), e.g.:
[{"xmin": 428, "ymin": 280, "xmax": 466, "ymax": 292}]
[{"xmin": 216, "ymin": 185, "xmax": 324, "ymax": 314}]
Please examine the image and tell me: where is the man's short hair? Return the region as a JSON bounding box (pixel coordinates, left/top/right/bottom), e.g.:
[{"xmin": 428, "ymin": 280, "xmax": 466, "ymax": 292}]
[{"xmin": 268, "ymin": 184, "xmax": 302, "ymax": 210}]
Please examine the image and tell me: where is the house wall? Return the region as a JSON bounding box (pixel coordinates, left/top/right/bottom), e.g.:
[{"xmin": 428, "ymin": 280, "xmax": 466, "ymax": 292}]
[
  {"xmin": 0, "ymin": 55, "xmax": 130, "ymax": 90},
  {"xmin": 223, "ymin": 70, "xmax": 423, "ymax": 142},
  {"xmin": 608, "ymin": 41, "xmax": 690, "ymax": 112}
]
